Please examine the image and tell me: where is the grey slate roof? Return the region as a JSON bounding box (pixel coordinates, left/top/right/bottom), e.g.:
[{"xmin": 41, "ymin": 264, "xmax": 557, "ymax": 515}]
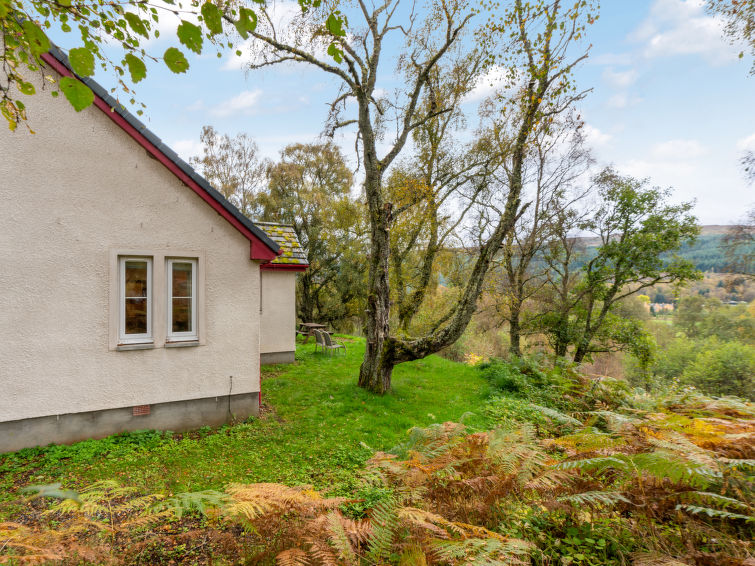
[
  {"xmin": 255, "ymin": 222, "xmax": 308, "ymax": 266},
  {"xmin": 46, "ymin": 45, "xmax": 280, "ymax": 256}
]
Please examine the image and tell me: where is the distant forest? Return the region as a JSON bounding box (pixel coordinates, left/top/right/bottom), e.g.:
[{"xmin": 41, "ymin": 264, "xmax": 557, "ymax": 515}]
[{"xmin": 579, "ymin": 226, "xmax": 753, "ymax": 273}]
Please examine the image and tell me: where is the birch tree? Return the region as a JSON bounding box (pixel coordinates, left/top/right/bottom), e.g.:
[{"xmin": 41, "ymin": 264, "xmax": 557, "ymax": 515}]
[
  {"xmin": 493, "ymin": 118, "xmax": 591, "ymax": 357},
  {"xmin": 221, "ymin": 0, "xmax": 595, "ymax": 393}
]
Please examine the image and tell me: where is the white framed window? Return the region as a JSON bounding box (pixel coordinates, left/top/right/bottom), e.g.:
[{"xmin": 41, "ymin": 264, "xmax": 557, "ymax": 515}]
[
  {"xmin": 166, "ymin": 258, "xmax": 198, "ymax": 342},
  {"xmin": 119, "ymin": 257, "xmax": 153, "ymax": 344}
]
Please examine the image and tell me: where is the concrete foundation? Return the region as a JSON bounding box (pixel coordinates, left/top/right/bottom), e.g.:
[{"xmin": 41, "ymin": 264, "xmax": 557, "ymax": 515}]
[
  {"xmin": 260, "ymin": 351, "xmax": 296, "ymax": 365},
  {"xmin": 0, "ymin": 392, "xmax": 259, "ymax": 454}
]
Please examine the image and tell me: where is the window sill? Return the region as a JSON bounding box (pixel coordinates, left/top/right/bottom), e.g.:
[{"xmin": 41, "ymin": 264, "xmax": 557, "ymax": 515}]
[
  {"xmin": 117, "ymin": 343, "xmax": 155, "ymax": 351},
  {"xmin": 165, "ymin": 340, "xmax": 200, "ymax": 348}
]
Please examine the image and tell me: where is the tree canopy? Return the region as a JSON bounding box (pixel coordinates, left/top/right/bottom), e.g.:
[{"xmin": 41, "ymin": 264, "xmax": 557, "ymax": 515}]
[{"xmin": 1, "ymin": 0, "xmax": 345, "ymax": 129}]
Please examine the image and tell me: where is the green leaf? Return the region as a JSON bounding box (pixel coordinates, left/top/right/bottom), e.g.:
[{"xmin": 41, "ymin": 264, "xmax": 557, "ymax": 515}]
[
  {"xmin": 124, "ymin": 12, "xmax": 149, "ymax": 39},
  {"xmin": 59, "ymin": 76, "xmax": 94, "ymax": 112},
  {"xmin": 201, "ymin": 2, "xmax": 223, "ymax": 35},
  {"xmin": 17, "ymin": 81, "xmax": 35, "ymax": 96},
  {"xmin": 327, "ymin": 43, "xmax": 343, "ymax": 64},
  {"xmin": 22, "ymin": 20, "xmax": 51, "ymax": 56},
  {"xmin": 163, "ymin": 47, "xmax": 189, "ymax": 73},
  {"xmin": 235, "ymin": 7, "xmax": 257, "ymax": 39},
  {"xmin": 325, "ymin": 13, "xmax": 346, "ymax": 37},
  {"xmin": 177, "ymin": 20, "xmax": 203, "ymax": 54},
  {"xmin": 68, "ymin": 47, "xmax": 95, "ymax": 76},
  {"xmin": 123, "ymin": 53, "xmax": 147, "ymax": 83}
]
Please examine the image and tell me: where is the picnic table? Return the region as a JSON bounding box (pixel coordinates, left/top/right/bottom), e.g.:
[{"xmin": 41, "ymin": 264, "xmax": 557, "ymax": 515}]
[{"xmin": 297, "ymin": 322, "xmax": 330, "ymax": 344}]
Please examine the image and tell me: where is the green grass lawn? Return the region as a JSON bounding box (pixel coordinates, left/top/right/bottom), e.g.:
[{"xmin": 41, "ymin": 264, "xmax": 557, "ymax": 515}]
[{"xmin": 0, "ymin": 338, "xmax": 489, "ymax": 503}]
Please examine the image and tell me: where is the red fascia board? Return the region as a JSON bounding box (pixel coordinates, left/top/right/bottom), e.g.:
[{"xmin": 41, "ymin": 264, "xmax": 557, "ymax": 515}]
[
  {"xmin": 260, "ymin": 263, "xmax": 309, "ymax": 272},
  {"xmin": 40, "ymin": 53, "xmax": 279, "ymax": 263}
]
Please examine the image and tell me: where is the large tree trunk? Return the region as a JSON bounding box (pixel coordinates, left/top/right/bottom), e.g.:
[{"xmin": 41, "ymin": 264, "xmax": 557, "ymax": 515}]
[
  {"xmin": 572, "ymin": 341, "xmax": 589, "ymax": 364},
  {"xmin": 358, "ymin": 93, "xmax": 395, "ymax": 393},
  {"xmin": 509, "ymin": 299, "xmax": 522, "ymax": 358},
  {"xmin": 358, "ymin": 199, "xmax": 393, "ymax": 393}
]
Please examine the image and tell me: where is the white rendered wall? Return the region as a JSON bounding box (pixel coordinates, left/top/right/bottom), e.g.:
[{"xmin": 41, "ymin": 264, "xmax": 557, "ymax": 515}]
[
  {"xmin": 0, "ymin": 76, "xmax": 261, "ymax": 423},
  {"xmin": 260, "ymin": 271, "xmax": 297, "ymax": 355}
]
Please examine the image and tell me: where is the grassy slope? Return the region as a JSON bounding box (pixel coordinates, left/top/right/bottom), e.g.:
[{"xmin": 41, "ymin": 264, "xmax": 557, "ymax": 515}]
[{"xmin": 0, "ymin": 338, "xmax": 488, "ymax": 501}]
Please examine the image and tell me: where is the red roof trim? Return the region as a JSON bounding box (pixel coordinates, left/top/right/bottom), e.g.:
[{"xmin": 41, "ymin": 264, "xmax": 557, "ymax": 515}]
[
  {"xmin": 40, "ymin": 52, "xmax": 278, "ymax": 262},
  {"xmin": 260, "ymin": 263, "xmax": 309, "ymax": 272}
]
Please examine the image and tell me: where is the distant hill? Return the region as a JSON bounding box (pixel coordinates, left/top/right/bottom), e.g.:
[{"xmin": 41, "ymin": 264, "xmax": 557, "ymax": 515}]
[{"xmin": 576, "ymin": 225, "xmax": 748, "ymax": 272}]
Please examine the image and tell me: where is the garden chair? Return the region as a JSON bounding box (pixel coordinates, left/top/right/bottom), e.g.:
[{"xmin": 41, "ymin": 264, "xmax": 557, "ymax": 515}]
[
  {"xmin": 313, "ymin": 329, "xmax": 326, "ymax": 353},
  {"xmin": 322, "ymin": 331, "xmax": 345, "ymax": 355}
]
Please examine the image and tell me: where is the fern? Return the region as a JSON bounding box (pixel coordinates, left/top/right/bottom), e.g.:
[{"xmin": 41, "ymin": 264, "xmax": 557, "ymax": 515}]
[
  {"xmin": 630, "ymin": 452, "xmax": 719, "ymax": 488},
  {"xmin": 554, "ymin": 455, "xmax": 629, "ymax": 473},
  {"xmin": 276, "ymin": 548, "xmax": 310, "ymax": 566},
  {"xmin": 153, "ymin": 489, "xmax": 229, "ymax": 518},
  {"xmin": 675, "ymin": 504, "xmax": 755, "ymax": 522},
  {"xmin": 677, "ymin": 491, "xmax": 751, "ymax": 510},
  {"xmin": 529, "ymin": 404, "xmax": 582, "ymax": 427},
  {"xmin": 390, "ymin": 421, "xmax": 467, "ymax": 460},
  {"xmin": 365, "ymin": 496, "xmax": 399, "ymax": 563},
  {"xmin": 0, "ymin": 522, "xmax": 65, "ymax": 563},
  {"xmin": 552, "ymin": 428, "xmax": 627, "ymax": 452},
  {"xmin": 587, "ymin": 410, "xmax": 641, "ymax": 432},
  {"xmin": 558, "ymin": 490, "xmax": 631, "ymax": 507},
  {"xmin": 631, "ymin": 552, "xmax": 691, "ymax": 566},
  {"xmin": 720, "ymin": 458, "xmax": 755, "ymax": 470},
  {"xmin": 325, "ymin": 511, "xmax": 358, "ymax": 564},
  {"xmin": 431, "ymin": 537, "xmax": 531, "ymax": 565}
]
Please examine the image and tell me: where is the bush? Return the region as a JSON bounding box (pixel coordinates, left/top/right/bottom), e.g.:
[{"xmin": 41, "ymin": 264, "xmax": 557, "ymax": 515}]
[
  {"xmin": 478, "ymin": 356, "xmax": 588, "ymax": 412},
  {"xmin": 682, "ymin": 341, "xmax": 755, "ymax": 400}
]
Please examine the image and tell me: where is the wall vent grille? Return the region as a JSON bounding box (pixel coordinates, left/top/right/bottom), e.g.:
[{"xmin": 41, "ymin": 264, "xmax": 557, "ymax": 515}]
[{"xmin": 132, "ymin": 405, "xmax": 151, "ymax": 416}]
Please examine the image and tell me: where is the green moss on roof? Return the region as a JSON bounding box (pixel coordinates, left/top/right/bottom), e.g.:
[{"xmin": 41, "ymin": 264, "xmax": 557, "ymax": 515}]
[{"xmin": 254, "ymin": 222, "xmax": 308, "ymax": 266}]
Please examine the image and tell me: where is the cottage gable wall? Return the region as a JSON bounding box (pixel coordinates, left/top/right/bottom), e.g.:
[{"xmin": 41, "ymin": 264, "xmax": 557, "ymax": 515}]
[{"xmin": 0, "ymin": 75, "xmax": 261, "ymax": 425}]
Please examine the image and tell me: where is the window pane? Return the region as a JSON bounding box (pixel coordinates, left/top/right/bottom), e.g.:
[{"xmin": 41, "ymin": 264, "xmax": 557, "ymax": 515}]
[
  {"xmin": 125, "ymin": 261, "xmax": 148, "ymax": 298},
  {"xmin": 172, "ymin": 262, "xmax": 193, "ymax": 297},
  {"xmin": 172, "ymin": 298, "xmax": 192, "ymax": 333},
  {"xmin": 125, "ymin": 298, "xmax": 148, "ymax": 334}
]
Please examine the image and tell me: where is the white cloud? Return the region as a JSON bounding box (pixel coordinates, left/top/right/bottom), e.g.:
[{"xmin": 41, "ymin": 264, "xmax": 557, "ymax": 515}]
[
  {"xmin": 616, "ymin": 152, "xmax": 747, "ymax": 224},
  {"xmin": 171, "ymin": 139, "xmax": 203, "ymax": 162},
  {"xmin": 631, "ymin": 0, "xmax": 740, "ymax": 65},
  {"xmin": 606, "ymin": 93, "xmax": 643, "ymax": 109},
  {"xmin": 602, "ymin": 67, "xmax": 638, "ymax": 89},
  {"xmin": 464, "ymin": 65, "xmax": 512, "ymax": 103},
  {"xmin": 651, "ymin": 139, "xmax": 707, "ymax": 160},
  {"xmin": 606, "ymin": 94, "xmax": 628, "ymax": 109},
  {"xmin": 210, "ymin": 89, "xmax": 263, "ymax": 117},
  {"xmin": 583, "ymin": 124, "xmax": 612, "ymax": 148},
  {"xmin": 736, "ymin": 132, "xmax": 755, "ymax": 151}
]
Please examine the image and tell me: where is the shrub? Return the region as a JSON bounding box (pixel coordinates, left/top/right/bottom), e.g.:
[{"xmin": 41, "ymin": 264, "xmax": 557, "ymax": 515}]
[
  {"xmin": 682, "ymin": 341, "xmax": 755, "ymax": 400},
  {"xmin": 478, "ymin": 356, "xmax": 601, "ymax": 412}
]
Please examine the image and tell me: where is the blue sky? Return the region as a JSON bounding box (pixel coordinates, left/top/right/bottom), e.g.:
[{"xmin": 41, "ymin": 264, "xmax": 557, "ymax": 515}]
[{"xmin": 64, "ymin": 0, "xmax": 755, "ymax": 225}]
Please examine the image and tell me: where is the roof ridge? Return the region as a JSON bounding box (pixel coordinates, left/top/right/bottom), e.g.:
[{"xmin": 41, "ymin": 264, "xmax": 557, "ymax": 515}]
[{"xmin": 254, "ymin": 221, "xmax": 296, "ymax": 228}]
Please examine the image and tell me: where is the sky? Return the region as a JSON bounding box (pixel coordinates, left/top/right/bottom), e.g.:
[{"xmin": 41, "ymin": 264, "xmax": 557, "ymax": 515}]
[{"xmin": 55, "ymin": 0, "xmax": 755, "ymax": 225}]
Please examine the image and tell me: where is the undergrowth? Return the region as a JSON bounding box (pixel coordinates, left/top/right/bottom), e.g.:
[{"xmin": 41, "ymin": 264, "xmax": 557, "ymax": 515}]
[{"xmin": 1, "ymin": 351, "xmax": 753, "ymax": 565}]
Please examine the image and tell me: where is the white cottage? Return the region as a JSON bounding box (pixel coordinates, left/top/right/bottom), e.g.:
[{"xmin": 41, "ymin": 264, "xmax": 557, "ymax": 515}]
[{"xmin": 0, "ymin": 48, "xmax": 306, "ymax": 453}]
